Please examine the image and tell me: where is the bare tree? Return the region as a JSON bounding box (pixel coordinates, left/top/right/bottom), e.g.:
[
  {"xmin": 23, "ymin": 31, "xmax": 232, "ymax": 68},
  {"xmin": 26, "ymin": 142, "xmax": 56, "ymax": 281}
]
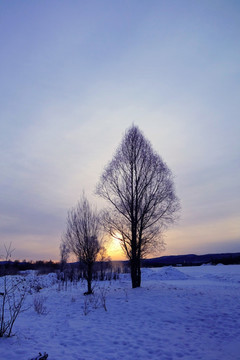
[
  {"xmin": 98, "ymin": 246, "xmax": 111, "ymax": 281},
  {"xmin": 59, "ymin": 240, "xmax": 69, "ymax": 272},
  {"xmin": 0, "ymin": 244, "xmax": 27, "ymax": 337},
  {"xmin": 63, "ymin": 194, "xmax": 101, "ymax": 294},
  {"xmin": 96, "ymin": 125, "xmax": 180, "ymax": 288}
]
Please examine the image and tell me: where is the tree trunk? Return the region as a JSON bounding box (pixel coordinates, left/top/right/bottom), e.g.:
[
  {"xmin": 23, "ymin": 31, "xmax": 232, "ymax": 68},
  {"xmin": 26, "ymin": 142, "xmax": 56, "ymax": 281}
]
[
  {"xmin": 136, "ymin": 258, "xmax": 141, "ymax": 287},
  {"xmin": 130, "ymin": 257, "xmax": 141, "ymax": 288},
  {"xmin": 130, "ymin": 260, "xmax": 137, "ymax": 288},
  {"xmin": 86, "ymin": 262, "xmax": 93, "ymax": 294}
]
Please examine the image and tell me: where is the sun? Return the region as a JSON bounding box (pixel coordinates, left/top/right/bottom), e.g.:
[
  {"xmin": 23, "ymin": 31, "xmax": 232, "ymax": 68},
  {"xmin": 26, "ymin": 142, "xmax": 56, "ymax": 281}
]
[{"xmin": 107, "ymin": 234, "xmax": 125, "ymax": 261}]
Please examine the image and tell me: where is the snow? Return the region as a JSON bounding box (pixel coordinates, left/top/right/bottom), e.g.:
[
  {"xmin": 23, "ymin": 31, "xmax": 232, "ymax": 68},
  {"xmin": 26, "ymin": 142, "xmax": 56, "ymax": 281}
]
[{"xmin": 1, "ymin": 265, "xmax": 240, "ymax": 360}]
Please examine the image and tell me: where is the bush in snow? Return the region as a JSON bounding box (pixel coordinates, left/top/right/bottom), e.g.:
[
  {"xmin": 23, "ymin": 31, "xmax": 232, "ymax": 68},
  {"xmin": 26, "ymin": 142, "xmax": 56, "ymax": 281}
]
[
  {"xmin": 33, "ymin": 295, "xmax": 48, "ymax": 315},
  {"xmin": 83, "ymin": 285, "xmax": 109, "ymax": 315}
]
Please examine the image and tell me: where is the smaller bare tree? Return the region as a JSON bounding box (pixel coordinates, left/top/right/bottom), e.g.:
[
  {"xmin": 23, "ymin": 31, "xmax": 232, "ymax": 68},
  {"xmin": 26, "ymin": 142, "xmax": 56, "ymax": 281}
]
[
  {"xmin": 63, "ymin": 194, "xmax": 101, "ymax": 294},
  {"xmin": 59, "ymin": 241, "xmax": 69, "ymax": 272},
  {"xmin": 98, "ymin": 246, "xmax": 112, "ymax": 281},
  {"xmin": 0, "ymin": 244, "xmax": 28, "ymax": 337}
]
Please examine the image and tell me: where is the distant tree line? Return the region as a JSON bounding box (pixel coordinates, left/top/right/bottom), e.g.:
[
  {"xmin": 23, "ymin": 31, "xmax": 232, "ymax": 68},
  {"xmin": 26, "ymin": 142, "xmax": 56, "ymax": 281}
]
[
  {"xmin": 1, "ymin": 252, "xmax": 239, "ymax": 279},
  {"xmin": 0, "ymin": 258, "xmax": 128, "ymax": 279},
  {"xmin": 0, "ymin": 260, "xmax": 59, "ymax": 276}
]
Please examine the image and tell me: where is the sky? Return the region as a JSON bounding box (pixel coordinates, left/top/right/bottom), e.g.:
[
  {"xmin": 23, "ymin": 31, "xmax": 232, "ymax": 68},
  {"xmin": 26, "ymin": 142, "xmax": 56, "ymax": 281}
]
[{"xmin": 0, "ymin": 0, "xmax": 239, "ymax": 261}]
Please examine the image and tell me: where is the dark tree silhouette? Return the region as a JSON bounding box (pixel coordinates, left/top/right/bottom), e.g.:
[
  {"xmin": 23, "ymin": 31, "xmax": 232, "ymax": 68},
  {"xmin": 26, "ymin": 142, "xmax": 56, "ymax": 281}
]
[
  {"xmin": 96, "ymin": 125, "xmax": 180, "ymax": 288},
  {"xmin": 59, "ymin": 241, "xmax": 69, "ymax": 272},
  {"xmin": 63, "ymin": 194, "xmax": 101, "ymax": 294}
]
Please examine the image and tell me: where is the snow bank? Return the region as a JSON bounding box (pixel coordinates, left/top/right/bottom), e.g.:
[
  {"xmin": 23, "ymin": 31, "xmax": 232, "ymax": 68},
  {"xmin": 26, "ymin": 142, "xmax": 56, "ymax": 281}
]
[
  {"xmin": 142, "ymin": 266, "xmax": 190, "ymax": 281},
  {"xmin": 179, "ymin": 264, "xmax": 240, "ymax": 284},
  {"xmin": 1, "ymin": 266, "xmax": 240, "ymax": 360}
]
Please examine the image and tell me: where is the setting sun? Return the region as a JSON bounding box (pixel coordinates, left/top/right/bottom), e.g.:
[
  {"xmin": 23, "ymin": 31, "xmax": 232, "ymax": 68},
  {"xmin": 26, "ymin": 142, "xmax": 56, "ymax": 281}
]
[{"xmin": 107, "ymin": 235, "xmax": 126, "ymax": 261}]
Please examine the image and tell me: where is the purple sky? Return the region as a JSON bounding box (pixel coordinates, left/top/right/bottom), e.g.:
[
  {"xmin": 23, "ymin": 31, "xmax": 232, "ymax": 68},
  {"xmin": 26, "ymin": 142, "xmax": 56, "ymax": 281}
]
[{"xmin": 0, "ymin": 0, "xmax": 239, "ymax": 261}]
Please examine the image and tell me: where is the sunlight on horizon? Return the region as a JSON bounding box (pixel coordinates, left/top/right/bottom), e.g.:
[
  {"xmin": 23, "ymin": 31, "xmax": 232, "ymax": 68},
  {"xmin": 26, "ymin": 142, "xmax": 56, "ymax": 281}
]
[{"xmin": 106, "ymin": 235, "xmax": 126, "ymax": 261}]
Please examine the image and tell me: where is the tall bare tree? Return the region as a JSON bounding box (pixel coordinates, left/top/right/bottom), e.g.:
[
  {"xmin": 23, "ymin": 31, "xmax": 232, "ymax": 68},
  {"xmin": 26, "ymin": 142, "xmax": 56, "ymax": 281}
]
[
  {"xmin": 63, "ymin": 194, "xmax": 101, "ymax": 294},
  {"xmin": 96, "ymin": 125, "xmax": 180, "ymax": 288}
]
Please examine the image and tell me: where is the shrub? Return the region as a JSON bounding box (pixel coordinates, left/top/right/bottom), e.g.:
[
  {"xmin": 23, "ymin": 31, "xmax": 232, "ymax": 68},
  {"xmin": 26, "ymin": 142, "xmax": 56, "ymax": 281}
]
[{"xmin": 33, "ymin": 295, "xmax": 48, "ymax": 315}]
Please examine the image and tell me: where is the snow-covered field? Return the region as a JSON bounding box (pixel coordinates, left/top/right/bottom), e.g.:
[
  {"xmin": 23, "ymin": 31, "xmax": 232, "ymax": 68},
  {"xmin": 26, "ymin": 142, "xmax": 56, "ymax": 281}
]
[{"xmin": 1, "ymin": 265, "xmax": 240, "ymax": 360}]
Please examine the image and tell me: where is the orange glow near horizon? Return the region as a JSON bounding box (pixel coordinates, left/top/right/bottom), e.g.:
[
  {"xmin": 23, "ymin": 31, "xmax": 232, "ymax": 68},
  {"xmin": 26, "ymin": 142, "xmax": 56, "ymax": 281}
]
[{"xmin": 106, "ymin": 236, "xmax": 126, "ymax": 261}]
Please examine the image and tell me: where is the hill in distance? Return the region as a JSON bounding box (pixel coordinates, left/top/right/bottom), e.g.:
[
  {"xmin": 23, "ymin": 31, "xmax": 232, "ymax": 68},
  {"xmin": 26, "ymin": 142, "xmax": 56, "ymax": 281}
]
[{"xmin": 140, "ymin": 252, "xmax": 240, "ymax": 267}]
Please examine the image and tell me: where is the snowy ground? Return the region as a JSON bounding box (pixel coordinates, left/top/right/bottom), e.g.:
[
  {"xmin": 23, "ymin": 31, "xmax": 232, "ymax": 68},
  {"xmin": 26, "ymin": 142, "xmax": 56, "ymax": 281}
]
[{"xmin": 1, "ymin": 265, "xmax": 240, "ymax": 360}]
